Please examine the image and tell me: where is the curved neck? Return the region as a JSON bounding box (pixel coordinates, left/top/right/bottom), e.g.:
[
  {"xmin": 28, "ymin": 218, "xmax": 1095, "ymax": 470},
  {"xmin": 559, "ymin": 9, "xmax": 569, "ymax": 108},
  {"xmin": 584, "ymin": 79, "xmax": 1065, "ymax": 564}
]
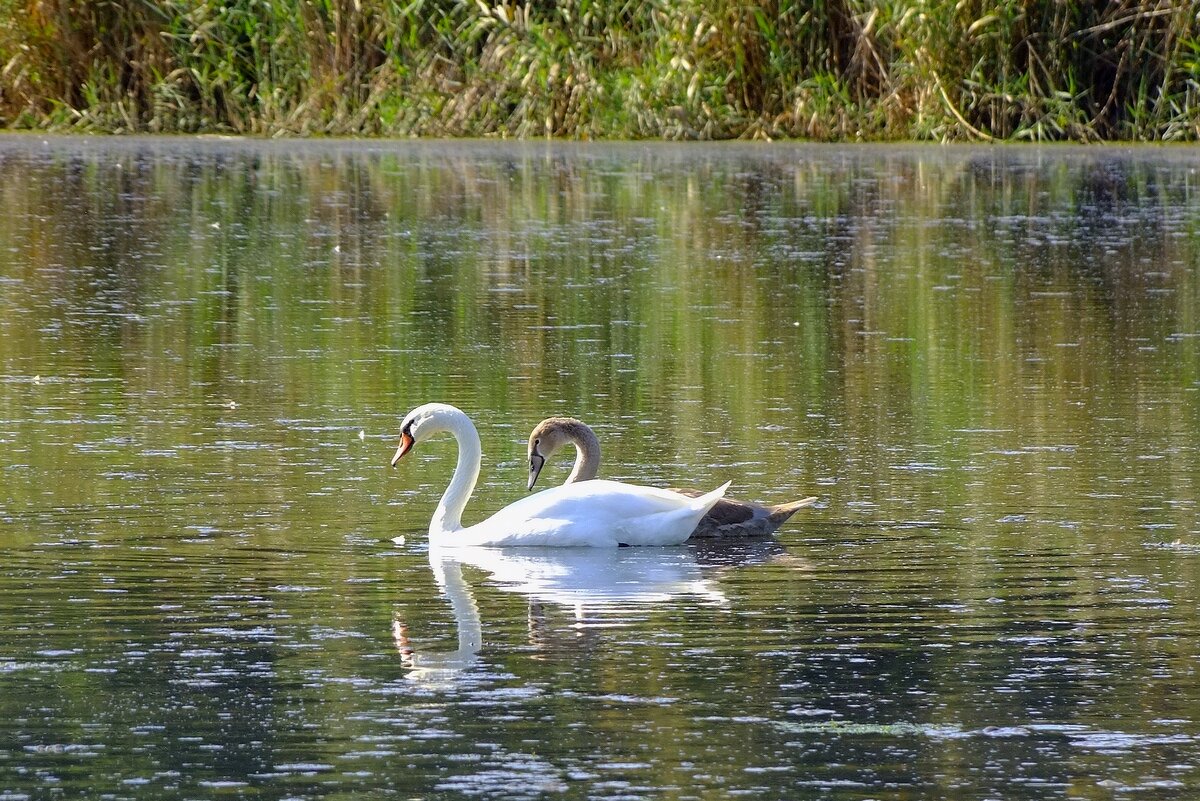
[
  {"xmin": 431, "ymin": 413, "xmax": 482, "ymax": 535},
  {"xmin": 566, "ymin": 425, "xmax": 601, "ymax": 483}
]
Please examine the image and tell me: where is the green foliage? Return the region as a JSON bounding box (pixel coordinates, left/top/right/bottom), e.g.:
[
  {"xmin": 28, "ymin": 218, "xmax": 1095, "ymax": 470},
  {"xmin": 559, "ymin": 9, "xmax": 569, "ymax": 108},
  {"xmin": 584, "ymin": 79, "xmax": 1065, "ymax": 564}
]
[{"xmin": 0, "ymin": 0, "xmax": 1197, "ymax": 140}]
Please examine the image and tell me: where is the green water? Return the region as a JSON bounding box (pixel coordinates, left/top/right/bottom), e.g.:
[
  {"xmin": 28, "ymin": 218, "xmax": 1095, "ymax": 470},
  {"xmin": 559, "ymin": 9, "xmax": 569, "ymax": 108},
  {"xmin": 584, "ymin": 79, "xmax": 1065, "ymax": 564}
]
[{"xmin": 1, "ymin": 136, "xmax": 1199, "ymax": 799}]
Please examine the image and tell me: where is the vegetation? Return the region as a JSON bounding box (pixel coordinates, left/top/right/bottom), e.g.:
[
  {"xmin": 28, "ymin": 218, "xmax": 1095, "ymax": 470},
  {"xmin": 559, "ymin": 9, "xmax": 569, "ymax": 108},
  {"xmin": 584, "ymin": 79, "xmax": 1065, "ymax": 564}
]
[{"xmin": 0, "ymin": 0, "xmax": 1197, "ymax": 141}]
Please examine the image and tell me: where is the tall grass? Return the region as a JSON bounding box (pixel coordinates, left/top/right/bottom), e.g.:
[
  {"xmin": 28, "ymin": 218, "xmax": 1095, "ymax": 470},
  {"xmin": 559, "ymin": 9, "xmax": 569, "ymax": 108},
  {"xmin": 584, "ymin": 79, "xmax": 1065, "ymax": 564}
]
[{"xmin": 0, "ymin": 0, "xmax": 1196, "ymax": 140}]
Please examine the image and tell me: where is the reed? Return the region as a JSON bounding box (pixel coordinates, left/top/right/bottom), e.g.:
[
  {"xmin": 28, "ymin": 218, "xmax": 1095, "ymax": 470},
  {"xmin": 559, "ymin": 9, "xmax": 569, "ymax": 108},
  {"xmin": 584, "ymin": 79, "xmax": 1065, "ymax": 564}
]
[{"xmin": 0, "ymin": 0, "xmax": 1196, "ymax": 140}]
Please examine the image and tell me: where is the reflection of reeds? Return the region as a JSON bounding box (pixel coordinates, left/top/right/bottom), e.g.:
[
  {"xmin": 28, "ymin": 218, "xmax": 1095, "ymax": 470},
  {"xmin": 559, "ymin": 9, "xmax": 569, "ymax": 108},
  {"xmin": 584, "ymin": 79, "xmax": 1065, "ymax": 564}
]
[
  {"xmin": 1, "ymin": 144, "xmax": 1197, "ymax": 522},
  {"xmin": 0, "ymin": 1, "xmax": 1196, "ymax": 140}
]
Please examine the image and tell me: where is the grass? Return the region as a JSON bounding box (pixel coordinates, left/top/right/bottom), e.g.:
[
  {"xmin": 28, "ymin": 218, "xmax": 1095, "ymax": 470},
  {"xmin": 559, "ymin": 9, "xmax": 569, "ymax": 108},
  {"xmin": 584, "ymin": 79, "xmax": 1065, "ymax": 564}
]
[{"xmin": 0, "ymin": 0, "xmax": 1197, "ymax": 141}]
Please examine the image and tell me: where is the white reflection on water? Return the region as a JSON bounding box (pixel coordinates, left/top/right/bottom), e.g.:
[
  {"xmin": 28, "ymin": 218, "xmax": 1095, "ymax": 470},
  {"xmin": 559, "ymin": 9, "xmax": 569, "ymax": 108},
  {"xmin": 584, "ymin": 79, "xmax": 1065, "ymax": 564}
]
[
  {"xmin": 394, "ymin": 545, "xmax": 728, "ymax": 687},
  {"xmin": 393, "ymin": 556, "xmax": 482, "ymax": 687},
  {"xmin": 443, "ymin": 544, "xmax": 729, "ymax": 607}
]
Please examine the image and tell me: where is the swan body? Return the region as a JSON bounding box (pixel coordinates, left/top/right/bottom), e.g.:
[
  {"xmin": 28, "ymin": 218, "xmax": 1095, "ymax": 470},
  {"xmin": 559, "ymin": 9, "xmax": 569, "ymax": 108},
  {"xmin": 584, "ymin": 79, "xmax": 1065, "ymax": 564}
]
[
  {"xmin": 527, "ymin": 416, "xmax": 817, "ymax": 539},
  {"xmin": 392, "ymin": 403, "xmax": 730, "ymax": 547}
]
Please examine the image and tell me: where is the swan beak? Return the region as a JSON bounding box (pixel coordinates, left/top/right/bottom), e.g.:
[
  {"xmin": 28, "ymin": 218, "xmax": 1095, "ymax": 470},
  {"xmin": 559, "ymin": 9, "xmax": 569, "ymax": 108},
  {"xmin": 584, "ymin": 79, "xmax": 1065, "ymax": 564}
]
[
  {"xmin": 527, "ymin": 453, "xmax": 545, "ymax": 491},
  {"xmin": 391, "ymin": 432, "xmax": 414, "ymax": 466}
]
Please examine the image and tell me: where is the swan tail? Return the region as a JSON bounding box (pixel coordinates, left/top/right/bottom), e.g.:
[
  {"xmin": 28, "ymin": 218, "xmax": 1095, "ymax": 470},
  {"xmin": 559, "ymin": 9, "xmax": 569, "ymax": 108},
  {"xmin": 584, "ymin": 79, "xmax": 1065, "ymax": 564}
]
[
  {"xmin": 767, "ymin": 496, "xmax": 818, "ymax": 527},
  {"xmin": 689, "ymin": 480, "xmax": 732, "ymax": 516},
  {"xmin": 616, "ymin": 481, "xmax": 731, "ymax": 546}
]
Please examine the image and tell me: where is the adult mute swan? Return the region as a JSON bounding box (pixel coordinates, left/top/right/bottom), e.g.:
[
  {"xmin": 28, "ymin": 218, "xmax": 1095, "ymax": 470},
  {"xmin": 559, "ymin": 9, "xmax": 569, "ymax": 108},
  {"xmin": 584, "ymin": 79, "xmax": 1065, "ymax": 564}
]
[
  {"xmin": 526, "ymin": 416, "xmax": 817, "ymax": 539},
  {"xmin": 391, "ymin": 403, "xmax": 730, "ymax": 547}
]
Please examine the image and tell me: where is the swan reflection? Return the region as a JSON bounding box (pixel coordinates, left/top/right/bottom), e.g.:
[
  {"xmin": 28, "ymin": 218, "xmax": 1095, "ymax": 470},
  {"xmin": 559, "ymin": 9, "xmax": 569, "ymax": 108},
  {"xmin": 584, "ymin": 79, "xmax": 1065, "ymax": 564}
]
[
  {"xmin": 394, "ymin": 544, "xmax": 737, "ymax": 685},
  {"xmin": 392, "ymin": 556, "xmax": 482, "ymax": 686}
]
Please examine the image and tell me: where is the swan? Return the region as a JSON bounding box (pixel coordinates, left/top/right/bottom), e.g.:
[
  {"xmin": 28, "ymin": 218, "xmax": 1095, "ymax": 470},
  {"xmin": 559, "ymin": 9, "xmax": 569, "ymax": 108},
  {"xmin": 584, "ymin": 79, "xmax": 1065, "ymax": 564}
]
[
  {"xmin": 526, "ymin": 416, "xmax": 817, "ymax": 539},
  {"xmin": 391, "ymin": 403, "xmax": 730, "ymax": 547}
]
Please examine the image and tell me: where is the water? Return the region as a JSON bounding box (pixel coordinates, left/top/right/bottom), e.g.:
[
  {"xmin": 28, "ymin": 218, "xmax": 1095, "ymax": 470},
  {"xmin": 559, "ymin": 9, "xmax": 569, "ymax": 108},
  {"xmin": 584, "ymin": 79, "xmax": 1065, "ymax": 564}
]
[{"xmin": 1, "ymin": 136, "xmax": 1198, "ymax": 799}]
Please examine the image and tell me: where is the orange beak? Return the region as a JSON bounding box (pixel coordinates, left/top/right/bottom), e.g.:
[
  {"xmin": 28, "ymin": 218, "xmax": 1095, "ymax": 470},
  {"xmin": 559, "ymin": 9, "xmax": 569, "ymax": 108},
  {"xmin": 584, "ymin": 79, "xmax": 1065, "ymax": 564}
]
[{"xmin": 391, "ymin": 432, "xmax": 414, "ymax": 466}]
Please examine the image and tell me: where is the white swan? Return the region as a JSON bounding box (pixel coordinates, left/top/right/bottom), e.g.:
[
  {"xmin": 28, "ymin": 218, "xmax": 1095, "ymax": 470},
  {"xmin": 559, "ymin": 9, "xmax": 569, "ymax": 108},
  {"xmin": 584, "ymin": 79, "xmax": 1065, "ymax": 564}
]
[{"xmin": 391, "ymin": 403, "xmax": 730, "ymax": 547}]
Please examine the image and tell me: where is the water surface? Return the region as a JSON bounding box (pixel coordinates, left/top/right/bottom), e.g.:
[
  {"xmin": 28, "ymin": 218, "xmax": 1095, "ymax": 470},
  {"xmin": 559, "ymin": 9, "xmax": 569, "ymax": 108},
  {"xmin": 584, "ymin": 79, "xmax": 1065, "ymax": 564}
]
[{"xmin": 1, "ymin": 137, "xmax": 1199, "ymax": 799}]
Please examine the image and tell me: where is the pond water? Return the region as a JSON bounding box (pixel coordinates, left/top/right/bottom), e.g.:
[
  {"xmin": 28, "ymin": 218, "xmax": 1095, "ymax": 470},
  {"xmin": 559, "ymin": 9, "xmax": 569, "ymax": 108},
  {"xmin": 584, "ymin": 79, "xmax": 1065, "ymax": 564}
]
[{"xmin": 1, "ymin": 136, "xmax": 1198, "ymax": 799}]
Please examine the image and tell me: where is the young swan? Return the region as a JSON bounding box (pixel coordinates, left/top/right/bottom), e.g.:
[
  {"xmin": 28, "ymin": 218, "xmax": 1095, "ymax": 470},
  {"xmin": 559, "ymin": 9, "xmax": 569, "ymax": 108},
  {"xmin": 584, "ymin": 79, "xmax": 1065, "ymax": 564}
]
[{"xmin": 527, "ymin": 417, "xmax": 816, "ymax": 539}]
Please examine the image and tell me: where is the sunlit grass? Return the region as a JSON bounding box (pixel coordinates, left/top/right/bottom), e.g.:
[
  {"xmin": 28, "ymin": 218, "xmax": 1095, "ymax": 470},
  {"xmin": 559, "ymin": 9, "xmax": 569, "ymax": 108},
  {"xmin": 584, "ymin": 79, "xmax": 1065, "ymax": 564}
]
[{"xmin": 0, "ymin": 1, "xmax": 1197, "ymax": 140}]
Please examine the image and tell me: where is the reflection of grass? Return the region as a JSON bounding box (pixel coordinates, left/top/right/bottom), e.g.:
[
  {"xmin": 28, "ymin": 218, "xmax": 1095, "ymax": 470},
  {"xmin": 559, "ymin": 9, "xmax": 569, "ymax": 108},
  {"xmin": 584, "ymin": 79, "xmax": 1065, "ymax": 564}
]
[
  {"xmin": 0, "ymin": 1, "xmax": 1196, "ymax": 140},
  {"xmin": 0, "ymin": 144, "xmax": 1196, "ymax": 537}
]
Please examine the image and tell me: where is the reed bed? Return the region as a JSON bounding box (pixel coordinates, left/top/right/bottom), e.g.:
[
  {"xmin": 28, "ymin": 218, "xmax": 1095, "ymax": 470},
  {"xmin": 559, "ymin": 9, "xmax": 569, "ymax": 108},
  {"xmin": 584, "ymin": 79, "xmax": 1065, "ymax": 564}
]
[{"xmin": 1, "ymin": 0, "xmax": 1197, "ymax": 140}]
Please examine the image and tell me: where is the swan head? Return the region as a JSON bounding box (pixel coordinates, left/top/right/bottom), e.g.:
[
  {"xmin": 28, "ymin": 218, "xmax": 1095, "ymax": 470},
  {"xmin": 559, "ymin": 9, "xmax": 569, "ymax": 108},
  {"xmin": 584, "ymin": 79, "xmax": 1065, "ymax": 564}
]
[
  {"xmin": 526, "ymin": 417, "xmax": 593, "ymax": 490},
  {"xmin": 391, "ymin": 403, "xmax": 468, "ymax": 466}
]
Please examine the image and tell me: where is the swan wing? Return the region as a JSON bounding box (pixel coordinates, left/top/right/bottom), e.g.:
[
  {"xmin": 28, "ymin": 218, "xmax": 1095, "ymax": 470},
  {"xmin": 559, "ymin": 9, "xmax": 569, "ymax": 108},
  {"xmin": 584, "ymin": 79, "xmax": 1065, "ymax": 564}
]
[
  {"xmin": 502, "ymin": 479, "xmax": 698, "ymax": 518},
  {"xmin": 440, "ymin": 479, "xmax": 731, "ymax": 547}
]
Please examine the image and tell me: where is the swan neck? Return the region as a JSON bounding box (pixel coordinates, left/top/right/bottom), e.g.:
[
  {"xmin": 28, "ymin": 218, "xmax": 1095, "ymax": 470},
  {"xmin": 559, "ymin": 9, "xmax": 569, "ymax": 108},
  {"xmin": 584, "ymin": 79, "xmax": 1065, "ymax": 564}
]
[
  {"xmin": 431, "ymin": 414, "xmax": 482, "ymax": 535},
  {"xmin": 567, "ymin": 425, "xmax": 601, "ymax": 483}
]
